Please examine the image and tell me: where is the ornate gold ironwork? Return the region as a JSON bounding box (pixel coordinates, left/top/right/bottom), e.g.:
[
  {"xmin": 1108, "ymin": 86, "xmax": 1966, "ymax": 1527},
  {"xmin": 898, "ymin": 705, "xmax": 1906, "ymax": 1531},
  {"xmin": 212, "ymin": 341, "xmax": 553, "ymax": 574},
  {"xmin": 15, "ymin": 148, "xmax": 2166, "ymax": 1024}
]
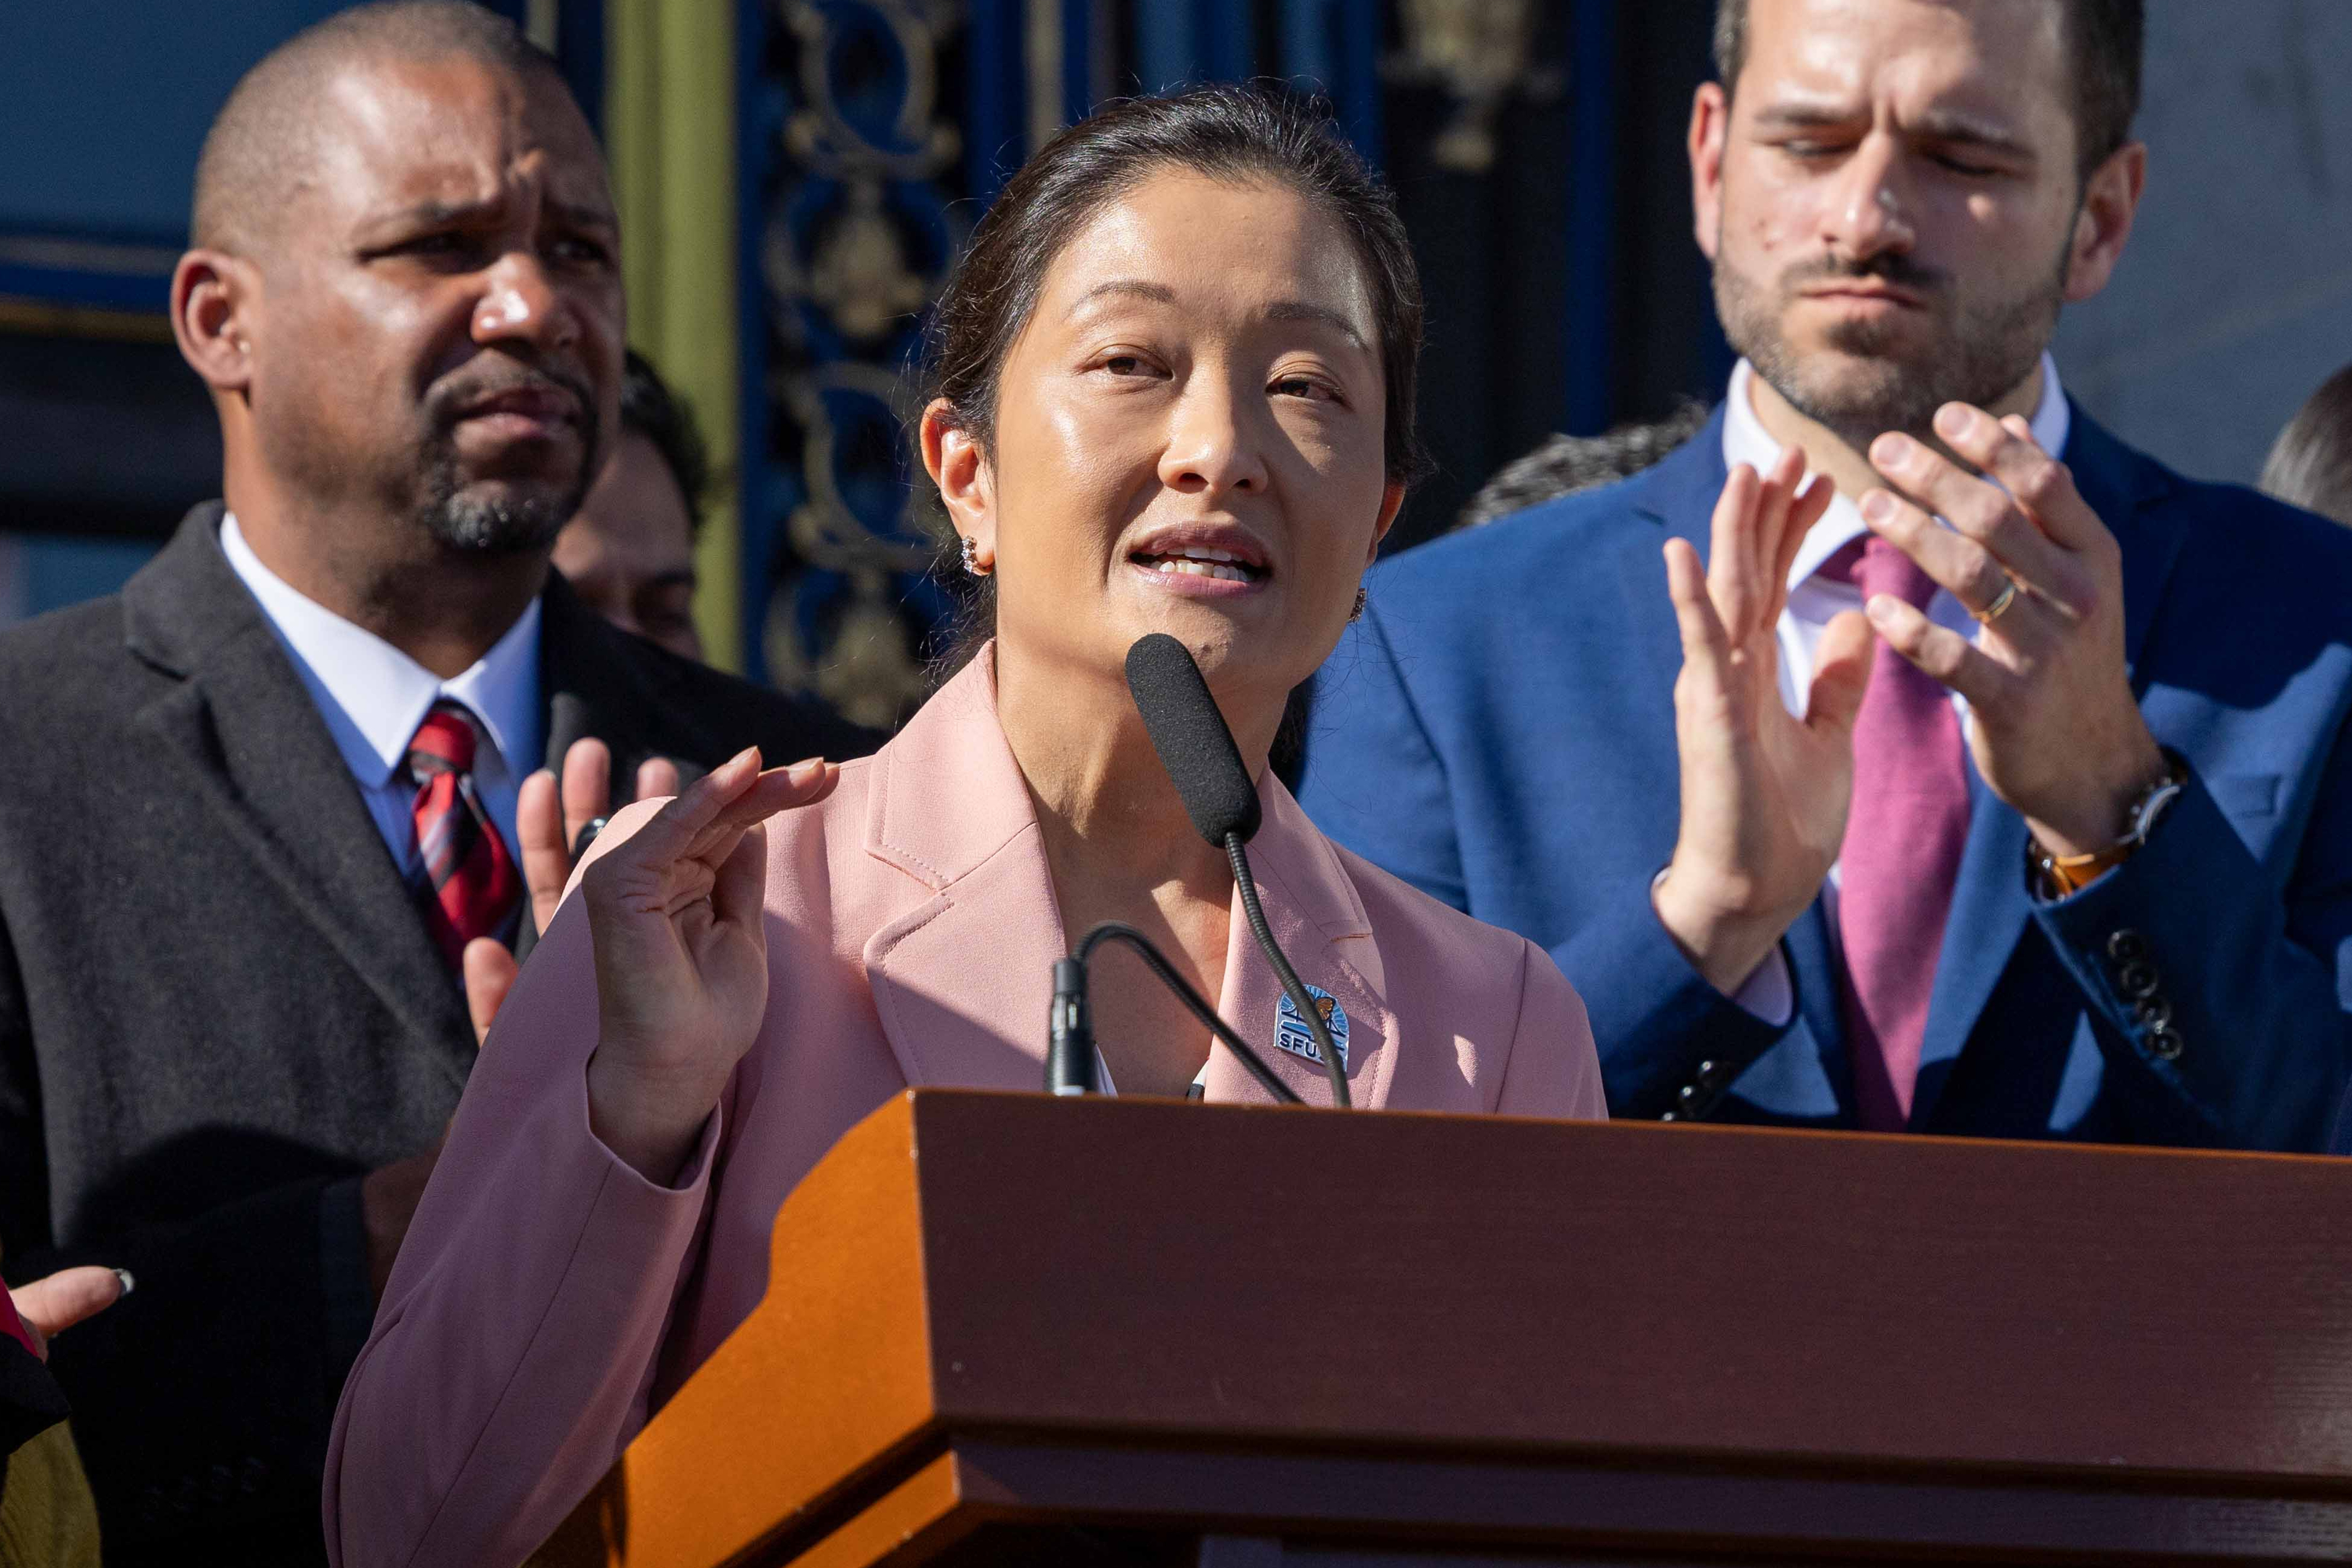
[
  {"xmin": 1388, "ymin": 0, "xmax": 1556, "ymax": 173},
  {"xmin": 757, "ymin": 0, "xmax": 966, "ymax": 724}
]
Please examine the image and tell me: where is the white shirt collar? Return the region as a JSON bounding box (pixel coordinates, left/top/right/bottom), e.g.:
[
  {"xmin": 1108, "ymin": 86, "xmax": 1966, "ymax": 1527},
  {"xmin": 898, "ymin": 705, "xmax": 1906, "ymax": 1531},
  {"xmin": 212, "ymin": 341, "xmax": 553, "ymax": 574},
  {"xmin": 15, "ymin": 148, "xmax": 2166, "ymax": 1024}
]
[
  {"xmin": 1722, "ymin": 350, "xmax": 2072, "ymax": 591},
  {"xmin": 217, "ymin": 512, "xmax": 541, "ymax": 788}
]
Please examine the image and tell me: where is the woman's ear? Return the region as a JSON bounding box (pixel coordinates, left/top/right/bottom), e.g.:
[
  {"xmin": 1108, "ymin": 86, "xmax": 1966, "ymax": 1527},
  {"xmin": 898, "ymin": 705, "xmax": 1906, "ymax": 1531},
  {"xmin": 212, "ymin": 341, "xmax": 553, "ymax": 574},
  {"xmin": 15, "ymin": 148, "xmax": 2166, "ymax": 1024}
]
[
  {"xmin": 172, "ymin": 249, "xmax": 256, "ymax": 394},
  {"xmin": 1367, "ymin": 480, "xmax": 1406, "ymax": 563},
  {"xmin": 921, "ymin": 397, "xmax": 996, "ymax": 570}
]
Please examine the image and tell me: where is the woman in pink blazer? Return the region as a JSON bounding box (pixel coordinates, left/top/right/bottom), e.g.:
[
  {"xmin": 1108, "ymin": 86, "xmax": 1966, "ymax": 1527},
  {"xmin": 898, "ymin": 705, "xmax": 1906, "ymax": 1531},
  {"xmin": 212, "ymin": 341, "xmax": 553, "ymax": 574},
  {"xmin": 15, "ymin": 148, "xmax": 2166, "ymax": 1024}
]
[{"xmin": 325, "ymin": 85, "xmax": 1602, "ymax": 1567}]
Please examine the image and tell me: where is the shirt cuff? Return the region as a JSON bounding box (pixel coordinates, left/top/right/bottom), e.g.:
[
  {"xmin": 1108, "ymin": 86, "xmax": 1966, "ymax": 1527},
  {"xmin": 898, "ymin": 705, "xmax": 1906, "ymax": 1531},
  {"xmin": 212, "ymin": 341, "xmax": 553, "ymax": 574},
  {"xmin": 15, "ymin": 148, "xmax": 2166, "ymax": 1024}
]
[
  {"xmin": 1727, "ymin": 944, "xmax": 1796, "ymax": 1026},
  {"xmin": 1650, "ymin": 867, "xmax": 1797, "ymax": 1026}
]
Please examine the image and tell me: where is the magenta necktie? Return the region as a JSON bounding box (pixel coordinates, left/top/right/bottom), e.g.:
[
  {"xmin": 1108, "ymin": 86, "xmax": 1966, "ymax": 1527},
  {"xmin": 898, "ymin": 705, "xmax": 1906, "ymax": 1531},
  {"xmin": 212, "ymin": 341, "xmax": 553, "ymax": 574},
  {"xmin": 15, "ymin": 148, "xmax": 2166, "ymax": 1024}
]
[{"xmin": 1829, "ymin": 538, "xmax": 1972, "ymax": 1131}]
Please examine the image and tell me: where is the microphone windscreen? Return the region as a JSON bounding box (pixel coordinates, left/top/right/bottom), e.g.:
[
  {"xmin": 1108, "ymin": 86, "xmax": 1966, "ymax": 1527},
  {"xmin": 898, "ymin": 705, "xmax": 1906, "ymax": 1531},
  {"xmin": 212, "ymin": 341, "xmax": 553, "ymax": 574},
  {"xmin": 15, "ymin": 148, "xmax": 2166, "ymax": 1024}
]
[{"xmin": 1125, "ymin": 633, "xmax": 1262, "ymax": 846}]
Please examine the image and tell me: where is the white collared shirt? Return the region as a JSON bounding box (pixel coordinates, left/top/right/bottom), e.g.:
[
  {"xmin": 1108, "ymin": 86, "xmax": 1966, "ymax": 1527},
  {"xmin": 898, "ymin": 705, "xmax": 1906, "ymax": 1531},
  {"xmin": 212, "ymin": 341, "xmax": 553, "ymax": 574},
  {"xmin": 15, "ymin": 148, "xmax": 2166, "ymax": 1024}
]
[
  {"xmin": 219, "ymin": 514, "xmax": 540, "ymax": 879},
  {"xmin": 1711, "ymin": 354, "xmax": 2072, "ymax": 1021}
]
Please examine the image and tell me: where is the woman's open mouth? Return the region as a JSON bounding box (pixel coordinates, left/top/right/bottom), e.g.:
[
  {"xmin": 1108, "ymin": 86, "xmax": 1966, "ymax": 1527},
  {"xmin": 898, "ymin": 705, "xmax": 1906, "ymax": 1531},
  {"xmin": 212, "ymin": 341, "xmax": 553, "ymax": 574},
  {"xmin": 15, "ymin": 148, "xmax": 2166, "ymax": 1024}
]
[{"xmin": 1134, "ymin": 546, "xmax": 1266, "ymax": 584}]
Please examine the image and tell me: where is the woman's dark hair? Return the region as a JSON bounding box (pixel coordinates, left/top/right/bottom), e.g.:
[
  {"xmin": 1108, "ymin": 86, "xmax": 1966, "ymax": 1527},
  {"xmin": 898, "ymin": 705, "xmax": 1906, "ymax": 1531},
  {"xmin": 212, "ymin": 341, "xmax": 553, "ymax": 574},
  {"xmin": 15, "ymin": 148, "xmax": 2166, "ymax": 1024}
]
[
  {"xmin": 921, "ymin": 84, "xmax": 1425, "ymax": 672},
  {"xmin": 2261, "ymin": 363, "xmax": 2352, "ymax": 529}
]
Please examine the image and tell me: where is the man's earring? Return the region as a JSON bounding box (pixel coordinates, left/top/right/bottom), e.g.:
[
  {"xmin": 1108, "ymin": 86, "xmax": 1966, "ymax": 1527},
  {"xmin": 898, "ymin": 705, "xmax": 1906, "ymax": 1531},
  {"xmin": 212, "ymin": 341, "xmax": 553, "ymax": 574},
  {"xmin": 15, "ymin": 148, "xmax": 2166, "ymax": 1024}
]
[
  {"xmin": 1350, "ymin": 586, "xmax": 1367, "ymax": 622},
  {"xmin": 959, "ymin": 535, "xmax": 991, "ymax": 578}
]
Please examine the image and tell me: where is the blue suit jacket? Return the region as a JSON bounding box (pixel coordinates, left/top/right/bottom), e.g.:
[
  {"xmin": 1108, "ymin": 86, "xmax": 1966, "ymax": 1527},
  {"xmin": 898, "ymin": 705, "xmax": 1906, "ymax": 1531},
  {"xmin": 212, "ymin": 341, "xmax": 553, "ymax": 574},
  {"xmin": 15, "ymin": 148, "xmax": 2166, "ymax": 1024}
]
[{"xmin": 1299, "ymin": 408, "xmax": 2352, "ymax": 1149}]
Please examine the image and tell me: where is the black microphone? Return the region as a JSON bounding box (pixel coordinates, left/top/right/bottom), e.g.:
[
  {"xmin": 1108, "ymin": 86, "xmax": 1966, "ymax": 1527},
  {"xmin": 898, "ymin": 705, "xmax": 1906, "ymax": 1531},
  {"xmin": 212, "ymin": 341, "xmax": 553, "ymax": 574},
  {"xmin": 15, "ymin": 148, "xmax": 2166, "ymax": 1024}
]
[{"xmin": 1123, "ymin": 633, "xmax": 1351, "ymax": 1108}]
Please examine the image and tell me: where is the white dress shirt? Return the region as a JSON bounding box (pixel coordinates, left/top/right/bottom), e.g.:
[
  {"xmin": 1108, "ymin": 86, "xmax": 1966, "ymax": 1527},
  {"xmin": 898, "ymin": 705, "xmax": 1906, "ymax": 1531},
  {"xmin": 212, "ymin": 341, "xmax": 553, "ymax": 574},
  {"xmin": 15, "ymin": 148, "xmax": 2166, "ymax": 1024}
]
[
  {"xmin": 1710, "ymin": 353, "xmax": 2072, "ymax": 1022},
  {"xmin": 219, "ymin": 514, "xmax": 541, "ymax": 880}
]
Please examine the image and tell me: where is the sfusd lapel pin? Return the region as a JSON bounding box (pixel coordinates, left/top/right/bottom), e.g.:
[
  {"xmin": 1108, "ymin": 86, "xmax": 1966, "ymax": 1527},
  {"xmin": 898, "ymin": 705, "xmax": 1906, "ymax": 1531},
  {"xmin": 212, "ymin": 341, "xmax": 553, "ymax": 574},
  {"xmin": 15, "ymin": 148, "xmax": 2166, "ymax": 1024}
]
[{"xmin": 1274, "ymin": 984, "xmax": 1348, "ymax": 1069}]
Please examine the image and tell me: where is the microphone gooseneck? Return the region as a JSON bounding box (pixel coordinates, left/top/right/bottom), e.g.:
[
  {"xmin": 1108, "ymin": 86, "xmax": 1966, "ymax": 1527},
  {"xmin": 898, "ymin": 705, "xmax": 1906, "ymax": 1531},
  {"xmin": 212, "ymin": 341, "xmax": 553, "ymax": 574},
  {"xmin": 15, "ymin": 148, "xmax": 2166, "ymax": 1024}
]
[
  {"xmin": 1225, "ymin": 833, "xmax": 1349, "ymax": 1108},
  {"xmin": 1059, "ymin": 924, "xmax": 1303, "ymax": 1104},
  {"xmin": 1120, "ymin": 633, "xmax": 1352, "ymax": 1109}
]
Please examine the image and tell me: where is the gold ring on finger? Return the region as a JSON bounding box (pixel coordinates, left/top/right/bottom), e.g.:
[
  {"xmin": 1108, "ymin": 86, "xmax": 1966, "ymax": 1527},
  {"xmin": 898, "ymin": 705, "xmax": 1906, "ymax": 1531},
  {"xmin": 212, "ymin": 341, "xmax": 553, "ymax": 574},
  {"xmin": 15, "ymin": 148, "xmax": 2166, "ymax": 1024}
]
[{"xmin": 1973, "ymin": 576, "xmax": 2020, "ymax": 625}]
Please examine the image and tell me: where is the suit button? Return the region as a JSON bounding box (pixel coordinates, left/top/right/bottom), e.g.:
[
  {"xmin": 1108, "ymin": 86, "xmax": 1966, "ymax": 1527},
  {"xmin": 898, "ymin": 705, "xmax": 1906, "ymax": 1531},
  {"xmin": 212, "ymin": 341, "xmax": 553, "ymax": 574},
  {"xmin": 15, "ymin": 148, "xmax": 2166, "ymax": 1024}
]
[
  {"xmin": 1660, "ymin": 1109, "xmax": 1683, "ymax": 1122},
  {"xmin": 2150, "ymin": 1025, "xmax": 2186, "ymax": 1061},
  {"xmin": 2133, "ymin": 995, "xmax": 2174, "ymax": 1031},
  {"xmin": 2117, "ymin": 961, "xmax": 2160, "ymax": 1000},
  {"xmin": 1696, "ymin": 1058, "xmax": 1729, "ymax": 1088},
  {"xmin": 2108, "ymin": 930, "xmax": 2148, "ymax": 963}
]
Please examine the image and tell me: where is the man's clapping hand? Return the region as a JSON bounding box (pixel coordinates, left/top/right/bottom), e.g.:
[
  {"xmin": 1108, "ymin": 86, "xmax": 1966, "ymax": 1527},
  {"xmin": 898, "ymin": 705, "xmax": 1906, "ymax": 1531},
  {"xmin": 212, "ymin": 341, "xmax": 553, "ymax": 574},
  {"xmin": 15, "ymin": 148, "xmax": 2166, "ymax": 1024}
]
[
  {"xmin": 462, "ymin": 739, "xmax": 684, "ymax": 1029},
  {"xmin": 1858, "ymin": 405, "xmax": 2169, "ymax": 861},
  {"xmin": 358, "ymin": 739, "xmax": 685, "ymax": 1301},
  {"xmin": 1654, "ymin": 446, "xmax": 1875, "ymax": 994}
]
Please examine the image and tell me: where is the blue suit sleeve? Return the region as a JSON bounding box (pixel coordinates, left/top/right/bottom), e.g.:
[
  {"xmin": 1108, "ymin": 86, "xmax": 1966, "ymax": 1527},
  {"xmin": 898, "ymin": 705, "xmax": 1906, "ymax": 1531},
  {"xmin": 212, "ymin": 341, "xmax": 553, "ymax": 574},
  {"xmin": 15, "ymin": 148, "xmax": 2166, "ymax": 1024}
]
[
  {"xmin": 2034, "ymin": 761, "xmax": 2352, "ymax": 1151},
  {"xmin": 1302, "ymin": 602, "xmax": 1792, "ymax": 1120},
  {"xmin": 1295, "ymin": 604, "xmax": 1468, "ymax": 909},
  {"xmin": 1551, "ymin": 872, "xmax": 1789, "ymax": 1119}
]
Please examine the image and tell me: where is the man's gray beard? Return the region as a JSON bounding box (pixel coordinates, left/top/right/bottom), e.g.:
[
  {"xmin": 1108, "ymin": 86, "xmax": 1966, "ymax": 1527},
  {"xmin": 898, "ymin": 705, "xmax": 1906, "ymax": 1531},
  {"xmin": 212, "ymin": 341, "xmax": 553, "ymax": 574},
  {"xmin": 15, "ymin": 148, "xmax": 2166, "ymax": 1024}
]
[
  {"xmin": 412, "ymin": 425, "xmax": 597, "ymax": 556},
  {"xmin": 1713, "ymin": 256, "xmax": 2065, "ymax": 456}
]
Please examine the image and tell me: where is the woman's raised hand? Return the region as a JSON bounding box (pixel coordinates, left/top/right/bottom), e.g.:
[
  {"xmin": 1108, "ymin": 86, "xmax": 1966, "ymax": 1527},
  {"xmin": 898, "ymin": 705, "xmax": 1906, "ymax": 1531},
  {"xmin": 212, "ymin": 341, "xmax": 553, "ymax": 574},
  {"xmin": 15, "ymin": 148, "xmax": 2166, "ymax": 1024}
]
[
  {"xmin": 580, "ymin": 748, "xmax": 839, "ymax": 1184},
  {"xmin": 1653, "ymin": 446, "xmax": 1868, "ymax": 996}
]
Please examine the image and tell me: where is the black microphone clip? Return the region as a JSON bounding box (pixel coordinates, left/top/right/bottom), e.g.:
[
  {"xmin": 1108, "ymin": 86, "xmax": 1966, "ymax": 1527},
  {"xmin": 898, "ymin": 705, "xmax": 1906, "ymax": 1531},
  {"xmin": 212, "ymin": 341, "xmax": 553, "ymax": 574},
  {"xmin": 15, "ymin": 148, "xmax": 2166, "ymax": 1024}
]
[{"xmin": 1047, "ymin": 957, "xmax": 1098, "ymax": 1096}]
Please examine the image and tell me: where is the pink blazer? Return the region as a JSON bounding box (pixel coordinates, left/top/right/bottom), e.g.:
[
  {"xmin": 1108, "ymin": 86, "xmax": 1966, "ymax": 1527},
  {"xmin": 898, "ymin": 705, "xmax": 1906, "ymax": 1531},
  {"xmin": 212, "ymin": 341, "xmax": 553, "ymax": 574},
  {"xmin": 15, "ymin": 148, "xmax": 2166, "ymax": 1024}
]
[{"xmin": 324, "ymin": 652, "xmax": 1602, "ymax": 1568}]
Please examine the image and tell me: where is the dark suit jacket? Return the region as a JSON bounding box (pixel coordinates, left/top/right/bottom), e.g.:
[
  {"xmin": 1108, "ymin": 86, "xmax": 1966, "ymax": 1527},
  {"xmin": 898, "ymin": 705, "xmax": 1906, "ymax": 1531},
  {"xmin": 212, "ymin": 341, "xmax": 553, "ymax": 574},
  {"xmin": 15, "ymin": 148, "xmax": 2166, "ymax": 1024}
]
[
  {"xmin": 0, "ymin": 504, "xmax": 875, "ymax": 1563},
  {"xmin": 1300, "ymin": 409, "xmax": 2352, "ymax": 1149}
]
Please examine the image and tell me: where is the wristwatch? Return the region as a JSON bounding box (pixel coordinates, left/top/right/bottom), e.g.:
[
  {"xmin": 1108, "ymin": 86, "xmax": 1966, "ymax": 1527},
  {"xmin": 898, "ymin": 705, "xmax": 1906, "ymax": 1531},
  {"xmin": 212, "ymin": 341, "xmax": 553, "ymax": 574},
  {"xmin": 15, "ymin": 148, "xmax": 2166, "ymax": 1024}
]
[{"xmin": 2028, "ymin": 752, "xmax": 2187, "ymax": 899}]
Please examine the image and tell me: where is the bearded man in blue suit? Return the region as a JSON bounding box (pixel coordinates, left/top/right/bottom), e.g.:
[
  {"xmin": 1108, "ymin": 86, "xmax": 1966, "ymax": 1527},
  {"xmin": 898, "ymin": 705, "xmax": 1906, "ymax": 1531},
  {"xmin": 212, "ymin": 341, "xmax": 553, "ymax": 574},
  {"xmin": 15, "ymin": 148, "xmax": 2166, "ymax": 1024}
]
[{"xmin": 1301, "ymin": 0, "xmax": 2352, "ymax": 1149}]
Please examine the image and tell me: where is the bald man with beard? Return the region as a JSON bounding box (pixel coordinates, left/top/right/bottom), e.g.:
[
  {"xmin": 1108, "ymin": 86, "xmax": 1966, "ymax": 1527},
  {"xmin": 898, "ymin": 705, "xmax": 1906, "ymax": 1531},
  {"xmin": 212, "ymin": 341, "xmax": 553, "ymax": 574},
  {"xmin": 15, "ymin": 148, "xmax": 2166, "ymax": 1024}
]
[{"xmin": 0, "ymin": 5, "xmax": 869, "ymax": 1561}]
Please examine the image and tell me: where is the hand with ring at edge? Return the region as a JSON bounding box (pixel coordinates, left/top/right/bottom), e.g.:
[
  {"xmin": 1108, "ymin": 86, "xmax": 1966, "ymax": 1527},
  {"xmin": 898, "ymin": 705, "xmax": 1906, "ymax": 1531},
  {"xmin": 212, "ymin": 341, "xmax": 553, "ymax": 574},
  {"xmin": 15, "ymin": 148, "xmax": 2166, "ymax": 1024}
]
[{"xmin": 1857, "ymin": 401, "xmax": 2170, "ymax": 863}]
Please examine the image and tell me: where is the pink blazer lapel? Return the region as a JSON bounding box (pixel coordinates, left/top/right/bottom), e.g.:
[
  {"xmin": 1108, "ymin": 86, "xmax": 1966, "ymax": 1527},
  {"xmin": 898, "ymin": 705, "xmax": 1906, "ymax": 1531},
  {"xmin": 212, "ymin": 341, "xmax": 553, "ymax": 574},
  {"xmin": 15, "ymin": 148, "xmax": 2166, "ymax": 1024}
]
[
  {"xmin": 860, "ymin": 659, "xmax": 1068, "ymax": 1093},
  {"xmin": 859, "ymin": 655, "xmax": 1397, "ymax": 1108},
  {"xmin": 1203, "ymin": 778, "xmax": 1399, "ymax": 1109}
]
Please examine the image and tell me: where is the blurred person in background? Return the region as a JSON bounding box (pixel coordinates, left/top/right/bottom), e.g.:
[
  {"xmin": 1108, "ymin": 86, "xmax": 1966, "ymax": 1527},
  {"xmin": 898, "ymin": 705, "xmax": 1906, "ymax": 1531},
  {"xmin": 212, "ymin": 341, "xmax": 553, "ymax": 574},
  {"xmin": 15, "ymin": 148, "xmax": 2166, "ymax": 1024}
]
[
  {"xmin": 0, "ymin": 5, "xmax": 869, "ymax": 1561},
  {"xmin": 2259, "ymin": 363, "xmax": 2352, "ymax": 528},
  {"xmin": 1303, "ymin": 0, "xmax": 2352, "ymax": 1149},
  {"xmin": 551, "ymin": 347, "xmax": 709, "ymax": 660},
  {"xmin": 1454, "ymin": 404, "xmax": 1713, "ymax": 530}
]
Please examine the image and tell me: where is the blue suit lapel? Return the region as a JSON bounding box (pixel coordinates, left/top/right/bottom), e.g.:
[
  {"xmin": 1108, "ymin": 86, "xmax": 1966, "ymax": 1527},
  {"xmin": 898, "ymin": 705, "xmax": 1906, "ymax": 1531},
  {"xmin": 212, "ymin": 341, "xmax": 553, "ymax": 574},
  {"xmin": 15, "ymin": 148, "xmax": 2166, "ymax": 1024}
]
[
  {"xmin": 1908, "ymin": 760, "xmax": 2029, "ymax": 1125},
  {"xmin": 2067, "ymin": 412, "xmax": 2189, "ymax": 692},
  {"xmin": 1632, "ymin": 408, "xmax": 1731, "ymax": 554},
  {"xmin": 1906, "ymin": 411, "xmax": 2189, "ymax": 1129}
]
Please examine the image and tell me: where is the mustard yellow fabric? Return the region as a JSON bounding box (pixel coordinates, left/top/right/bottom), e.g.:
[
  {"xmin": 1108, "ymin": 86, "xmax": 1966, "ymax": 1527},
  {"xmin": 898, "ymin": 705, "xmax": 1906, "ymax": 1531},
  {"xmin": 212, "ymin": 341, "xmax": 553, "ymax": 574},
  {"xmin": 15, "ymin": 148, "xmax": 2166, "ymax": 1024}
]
[
  {"xmin": 605, "ymin": 0, "xmax": 744, "ymax": 673},
  {"xmin": 0, "ymin": 1424, "xmax": 101, "ymax": 1568}
]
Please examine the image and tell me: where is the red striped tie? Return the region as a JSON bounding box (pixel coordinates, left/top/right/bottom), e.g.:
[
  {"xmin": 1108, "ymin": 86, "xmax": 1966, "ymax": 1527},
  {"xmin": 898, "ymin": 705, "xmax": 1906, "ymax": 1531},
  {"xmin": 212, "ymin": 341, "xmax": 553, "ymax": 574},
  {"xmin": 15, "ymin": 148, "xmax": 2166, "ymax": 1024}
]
[{"xmin": 406, "ymin": 699, "xmax": 521, "ymax": 970}]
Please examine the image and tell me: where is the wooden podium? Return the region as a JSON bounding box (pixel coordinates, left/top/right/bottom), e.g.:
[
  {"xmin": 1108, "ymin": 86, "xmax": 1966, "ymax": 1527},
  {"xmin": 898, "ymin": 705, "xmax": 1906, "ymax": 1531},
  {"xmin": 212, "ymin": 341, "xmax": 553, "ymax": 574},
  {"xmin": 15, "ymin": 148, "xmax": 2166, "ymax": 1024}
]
[{"xmin": 539, "ymin": 1089, "xmax": 2352, "ymax": 1566}]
